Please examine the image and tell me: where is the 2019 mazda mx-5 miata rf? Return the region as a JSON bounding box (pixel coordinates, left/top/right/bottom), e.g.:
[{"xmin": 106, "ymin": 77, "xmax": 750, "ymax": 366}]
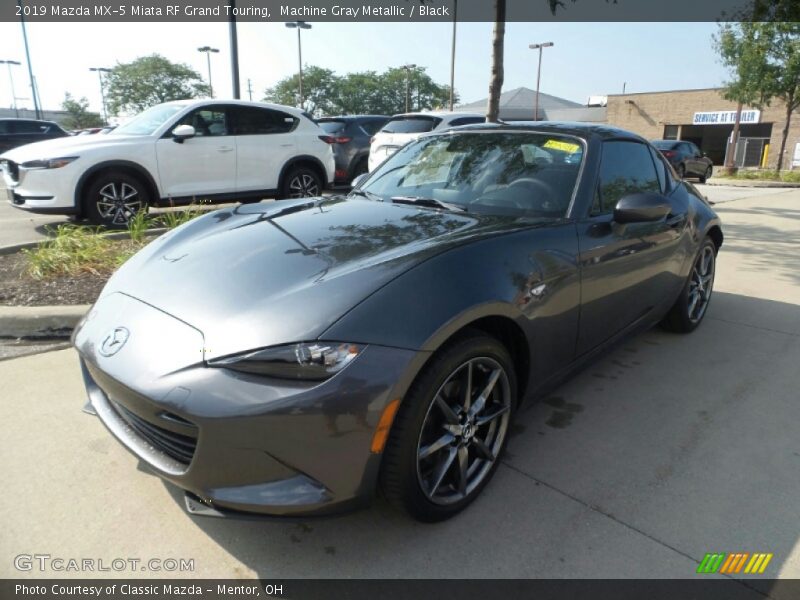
[{"xmin": 73, "ymin": 123, "xmax": 722, "ymax": 522}]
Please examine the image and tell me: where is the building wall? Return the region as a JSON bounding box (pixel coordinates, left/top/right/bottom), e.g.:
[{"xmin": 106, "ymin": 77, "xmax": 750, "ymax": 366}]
[{"xmin": 607, "ymin": 88, "xmax": 800, "ymax": 169}]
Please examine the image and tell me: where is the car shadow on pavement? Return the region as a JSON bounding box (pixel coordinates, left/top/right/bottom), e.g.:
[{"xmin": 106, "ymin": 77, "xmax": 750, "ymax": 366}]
[{"xmin": 159, "ymin": 291, "xmax": 800, "ymax": 587}]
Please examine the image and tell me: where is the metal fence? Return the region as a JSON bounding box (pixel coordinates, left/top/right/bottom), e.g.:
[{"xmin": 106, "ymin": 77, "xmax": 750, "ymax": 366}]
[{"xmin": 724, "ymin": 137, "xmax": 770, "ymax": 168}]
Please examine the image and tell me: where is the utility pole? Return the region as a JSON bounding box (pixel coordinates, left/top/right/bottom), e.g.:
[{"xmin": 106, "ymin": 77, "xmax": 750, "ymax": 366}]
[
  {"xmin": 0, "ymin": 60, "xmax": 21, "ymax": 117},
  {"xmin": 529, "ymin": 42, "xmax": 553, "ymax": 121},
  {"xmin": 228, "ymin": 0, "xmax": 240, "ymax": 99},
  {"xmin": 17, "ymin": 0, "xmax": 41, "ymax": 119},
  {"xmin": 449, "ymin": 0, "xmax": 457, "ymax": 110},
  {"xmin": 402, "ymin": 64, "xmax": 416, "ymax": 113},
  {"xmin": 246, "ymin": 78, "xmax": 253, "ymax": 101}
]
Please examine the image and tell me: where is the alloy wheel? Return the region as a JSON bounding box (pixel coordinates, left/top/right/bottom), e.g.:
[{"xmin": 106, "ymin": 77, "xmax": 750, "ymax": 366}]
[
  {"xmin": 96, "ymin": 182, "xmax": 143, "ymax": 226},
  {"xmin": 287, "ymin": 173, "xmax": 319, "ymax": 198},
  {"xmin": 416, "ymin": 357, "xmax": 511, "ymax": 506},
  {"xmin": 688, "ymin": 244, "xmax": 715, "ymax": 323}
]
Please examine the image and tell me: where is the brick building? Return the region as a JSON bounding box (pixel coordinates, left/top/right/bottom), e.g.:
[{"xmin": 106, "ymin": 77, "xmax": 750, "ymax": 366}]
[{"xmin": 606, "ymin": 88, "xmax": 799, "ymax": 169}]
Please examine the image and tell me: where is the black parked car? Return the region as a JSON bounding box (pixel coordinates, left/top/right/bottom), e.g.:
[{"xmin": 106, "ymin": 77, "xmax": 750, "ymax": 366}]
[
  {"xmin": 0, "ymin": 118, "xmax": 69, "ymax": 154},
  {"xmin": 317, "ymin": 115, "xmax": 389, "ymax": 184},
  {"xmin": 74, "ymin": 122, "xmax": 722, "ymax": 522},
  {"xmin": 651, "ymin": 140, "xmax": 714, "ymax": 182}
]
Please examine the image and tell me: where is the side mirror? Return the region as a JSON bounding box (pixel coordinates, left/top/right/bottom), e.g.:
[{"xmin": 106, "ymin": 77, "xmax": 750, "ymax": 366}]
[
  {"xmin": 351, "ymin": 173, "xmax": 369, "ymax": 188},
  {"xmin": 613, "ymin": 192, "xmax": 671, "ymax": 224},
  {"xmin": 172, "ymin": 124, "xmax": 196, "ymax": 143}
]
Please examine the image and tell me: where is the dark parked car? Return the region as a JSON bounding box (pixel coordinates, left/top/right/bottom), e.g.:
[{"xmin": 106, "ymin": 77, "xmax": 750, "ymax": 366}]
[
  {"xmin": 317, "ymin": 115, "xmax": 389, "ymax": 184},
  {"xmin": 652, "ymin": 139, "xmax": 714, "ymax": 182},
  {"xmin": 0, "ymin": 118, "xmax": 68, "ymax": 154},
  {"xmin": 73, "ymin": 123, "xmax": 722, "ymax": 522}
]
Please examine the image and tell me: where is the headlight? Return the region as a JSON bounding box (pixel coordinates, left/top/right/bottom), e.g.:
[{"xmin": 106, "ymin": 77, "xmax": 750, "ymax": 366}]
[
  {"xmin": 21, "ymin": 156, "xmax": 79, "ymax": 169},
  {"xmin": 208, "ymin": 342, "xmax": 363, "ymax": 381}
]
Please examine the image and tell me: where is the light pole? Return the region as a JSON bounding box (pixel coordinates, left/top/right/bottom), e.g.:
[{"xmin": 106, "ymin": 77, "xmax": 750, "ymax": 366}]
[
  {"xmin": 89, "ymin": 67, "xmax": 111, "ymax": 124},
  {"xmin": 17, "ymin": 0, "xmax": 41, "ymax": 119},
  {"xmin": 529, "ymin": 42, "xmax": 553, "ymax": 121},
  {"xmin": 285, "ymin": 21, "xmax": 312, "ymax": 108},
  {"xmin": 197, "ymin": 46, "xmax": 219, "ymax": 98},
  {"xmin": 0, "ymin": 60, "xmax": 21, "ymax": 117},
  {"xmin": 402, "ymin": 64, "xmax": 417, "ymax": 113}
]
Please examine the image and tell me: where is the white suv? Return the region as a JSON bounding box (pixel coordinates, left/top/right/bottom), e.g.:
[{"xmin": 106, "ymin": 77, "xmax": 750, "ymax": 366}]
[
  {"xmin": 1, "ymin": 99, "xmax": 335, "ymax": 226},
  {"xmin": 367, "ymin": 111, "xmax": 485, "ymax": 172}
]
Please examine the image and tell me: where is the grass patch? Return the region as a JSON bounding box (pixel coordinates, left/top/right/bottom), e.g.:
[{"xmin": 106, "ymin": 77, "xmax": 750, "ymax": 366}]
[
  {"xmin": 726, "ymin": 169, "xmax": 800, "ymax": 183},
  {"xmin": 23, "ymin": 205, "xmax": 206, "ymax": 280}
]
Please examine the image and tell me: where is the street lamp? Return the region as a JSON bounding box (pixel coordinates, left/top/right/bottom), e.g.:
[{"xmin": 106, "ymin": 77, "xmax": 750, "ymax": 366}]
[
  {"xmin": 197, "ymin": 46, "xmax": 220, "ymax": 98},
  {"xmin": 285, "ymin": 21, "xmax": 312, "ymax": 108},
  {"xmin": 402, "ymin": 64, "xmax": 417, "ymax": 113},
  {"xmin": 0, "ymin": 60, "xmax": 21, "ymax": 117},
  {"xmin": 89, "ymin": 67, "xmax": 111, "ymax": 124},
  {"xmin": 449, "ymin": 0, "xmax": 457, "ymax": 110},
  {"xmin": 529, "ymin": 42, "xmax": 554, "ymax": 121}
]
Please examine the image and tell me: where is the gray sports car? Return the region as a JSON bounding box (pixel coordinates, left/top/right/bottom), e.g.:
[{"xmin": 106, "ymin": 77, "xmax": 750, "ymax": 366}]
[{"xmin": 73, "ymin": 123, "xmax": 722, "ymax": 522}]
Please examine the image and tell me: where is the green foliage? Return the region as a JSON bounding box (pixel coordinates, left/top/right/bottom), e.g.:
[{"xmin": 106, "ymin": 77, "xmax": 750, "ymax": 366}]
[
  {"xmin": 727, "ymin": 169, "xmax": 800, "ymax": 183},
  {"xmin": 264, "ymin": 65, "xmax": 455, "ymax": 116},
  {"xmin": 60, "ymin": 93, "xmax": 105, "ymax": 130},
  {"xmin": 105, "ymin": 54, "xmax": 211, "ymax": 116}
]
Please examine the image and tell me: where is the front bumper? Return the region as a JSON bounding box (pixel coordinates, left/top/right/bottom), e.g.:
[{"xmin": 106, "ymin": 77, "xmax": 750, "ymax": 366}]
[
  {"xmin": 1, "ymin": 159, "xmax": 79, "ymax": 213},
  {"xmin": 74, "ymin": 292, "xmax": 421, "ymax": 517}
]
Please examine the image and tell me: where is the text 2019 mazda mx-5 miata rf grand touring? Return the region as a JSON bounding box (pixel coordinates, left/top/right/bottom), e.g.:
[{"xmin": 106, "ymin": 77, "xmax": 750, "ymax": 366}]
[{"xmin": 73, "ymin": 123, "xmax": 722, "ymax": 522}]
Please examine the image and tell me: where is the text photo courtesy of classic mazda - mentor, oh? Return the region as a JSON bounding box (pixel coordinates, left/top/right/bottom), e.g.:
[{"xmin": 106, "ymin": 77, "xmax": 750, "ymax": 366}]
[{"xmin": 72, "ymin": 123, "xmax": 721, "ymax": 521}]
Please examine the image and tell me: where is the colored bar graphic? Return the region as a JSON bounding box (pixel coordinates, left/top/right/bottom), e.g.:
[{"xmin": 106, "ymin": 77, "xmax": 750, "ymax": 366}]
[{"xmin": 699, "ymin": 552, "xmax": 774, "ymax": 575}]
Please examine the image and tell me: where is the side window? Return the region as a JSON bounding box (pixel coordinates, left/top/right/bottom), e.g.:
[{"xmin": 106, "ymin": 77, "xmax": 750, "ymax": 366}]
[
  {"xmin": 592, "ymin": 141, "xmax": 660, "ymax": 215},
  {"xmin": 0, "ymin": 121, "xmax": 8, "ymax": 134},
  {"xmin": 648, "ymin": 145, "xmax": 668, "ymax": 193},
  {"xmin": 449, "ymin": 117, "xmax": 485, "ymax": 127},
  {"xmin": 10, "ymin": 121, "xmax": 45, "ymax": 134},
  {"xmin": 232, "ymin": 107, "xmax": 296, "ymax": 135},
  {"xmin": 690, "ymin": 143, "xmax": 702, "ymax": 156},
  {"xmin": 174, "ymin": 108, "xmax": 229, "ymax": 137}
]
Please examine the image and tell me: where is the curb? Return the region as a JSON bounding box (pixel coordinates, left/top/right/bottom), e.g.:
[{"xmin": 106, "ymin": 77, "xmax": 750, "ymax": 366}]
[
  {"xmin": 0, "ymin": 304, "xmax": 91, "ymax": 338},
  {"xmin": 0, "ymin": 227, "xmax": 167, "ymax": 256},
  {"xmin": 705, "ymin": 179, "xmax": 800, "ymax": 188}
]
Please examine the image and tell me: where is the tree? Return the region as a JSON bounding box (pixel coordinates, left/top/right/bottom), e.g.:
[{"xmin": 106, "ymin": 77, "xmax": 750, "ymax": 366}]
[
  {"xmin": 263, "ymin": 66, "xmax": 455, "ymax": 116},
  {"xmin": 60, "ymin": 93, "xmax": 104, "ymax": 130},
  {"xmin": 716, "ymin": 22, "xmax": 800, "ymax": 171},
  {"xmin": 264, "ymin": 66, "xmax": 339, "ymax": 115},
  {"xmin": 104, "ymin": 54, "xmax": 210, "ymax": 116}
]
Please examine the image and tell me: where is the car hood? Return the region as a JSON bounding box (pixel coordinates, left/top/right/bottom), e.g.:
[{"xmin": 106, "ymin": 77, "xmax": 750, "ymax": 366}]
[
  {"xmin": 100, "ymin": 197, "xmax": 527, "ymax": 360},
  {"xmin": 0, "ymin": 133, "xmax": 147, "ymax": 162}
]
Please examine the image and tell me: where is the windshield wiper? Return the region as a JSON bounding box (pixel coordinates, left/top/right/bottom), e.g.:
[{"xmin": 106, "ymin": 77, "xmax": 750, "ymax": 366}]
[{"xmin": 390, "ymin": 196, "xmax": 468, "ymax": 213}]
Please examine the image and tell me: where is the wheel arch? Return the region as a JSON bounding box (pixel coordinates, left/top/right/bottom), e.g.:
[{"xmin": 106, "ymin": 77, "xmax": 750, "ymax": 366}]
[
  {"xmin": 75, "ymin": 160, "xmax": 160, "ymax": 216},
  {"xmin": 278, "ymin": 155, "xmax": 329, "ymax": 193},
  {"xmin": 706, "ymin": 224, "xmax": 723, "ymax": 251}
]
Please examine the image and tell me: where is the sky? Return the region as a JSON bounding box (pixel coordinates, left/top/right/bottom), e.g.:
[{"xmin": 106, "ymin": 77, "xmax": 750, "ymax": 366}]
[{"xmin": 0, "ymin": 21, "xmax": 731, "ymax": 117}]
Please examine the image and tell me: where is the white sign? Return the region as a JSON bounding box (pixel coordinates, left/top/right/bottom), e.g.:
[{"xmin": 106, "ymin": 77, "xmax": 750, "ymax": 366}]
[
  {"xmin": 693, "ymin": 109, "xmax": 760, "ymax": 125},
  {"xmin": 792, "ymin": 142, "xmax": 800, "ymax": 168}
]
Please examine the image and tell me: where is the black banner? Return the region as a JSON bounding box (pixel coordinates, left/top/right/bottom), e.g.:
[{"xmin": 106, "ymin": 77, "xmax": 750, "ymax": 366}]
[
  {"xmin": 4, "ymin": 579, "xmax": 800, "ymax": 600},
  {"xmin": 1, "ymin": 0, "xmax": 798, "ymax": 23}
]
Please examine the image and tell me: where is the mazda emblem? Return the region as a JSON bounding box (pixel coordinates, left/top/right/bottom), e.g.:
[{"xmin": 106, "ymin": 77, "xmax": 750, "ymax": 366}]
[{"xmin": 99, "ymin": 327, "xmax": 130, "ymax": 357}]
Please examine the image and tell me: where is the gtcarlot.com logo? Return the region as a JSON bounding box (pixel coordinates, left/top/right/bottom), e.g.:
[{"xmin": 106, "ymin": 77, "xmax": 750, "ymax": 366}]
[
  {"xmin": 14, "ymin": 554, "xmax": 195, "ymax": 573},
  {"xmin": 697, "ymin": 552, "xmax": 773, "ymax": 574}
]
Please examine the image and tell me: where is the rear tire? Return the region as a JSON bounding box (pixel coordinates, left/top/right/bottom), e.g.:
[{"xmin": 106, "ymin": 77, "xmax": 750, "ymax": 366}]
[
  {"xmin": 84, "ymin": 170, "xmax": 149, "ymax": 228},
  {"xmin": 661, "ymin": 237, "xmax": 717, "ymax": 333},
  {"xmin": 676, "ymin": 164, "xmax": 686, "ymax": 180},
  {"xmin": 279, "ymin": 165, "xmax": 323, "ymax": 199},
  {"xmin": 380, "ymin": 331, "xmax": 517, "ymax": 522}
]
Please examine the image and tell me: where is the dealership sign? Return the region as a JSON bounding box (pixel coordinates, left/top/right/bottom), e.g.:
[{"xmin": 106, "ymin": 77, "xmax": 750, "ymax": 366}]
[{"xmin": 693, "ymin": 110, "xmax": 760, "ymax": 125}]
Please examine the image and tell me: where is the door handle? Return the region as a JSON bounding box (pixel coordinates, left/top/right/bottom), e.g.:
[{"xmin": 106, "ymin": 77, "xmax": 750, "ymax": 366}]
[
  {"xmin": 280, "ymin": 143, "xmax": 293, "ymax": 148},
  {"xmin": 218, "ymin": 146, "xmax": 234, "ymax": 153}
]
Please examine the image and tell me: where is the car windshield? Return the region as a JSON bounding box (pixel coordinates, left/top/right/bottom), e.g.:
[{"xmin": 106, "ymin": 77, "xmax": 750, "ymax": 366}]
[
  {"xmin": 318, "ymin": 120, "xmax": 347, "ymax": 134},
  {"xmin": 381, "ymin": 116, "xmax": 441, "ymax": 134},
  {"xmin": 359, "ymin": 131, "xmax": 584, "ymax": 218},
  {"xmin": 111, "ymin": 104, "xmax": 184, "ymax": 136}
]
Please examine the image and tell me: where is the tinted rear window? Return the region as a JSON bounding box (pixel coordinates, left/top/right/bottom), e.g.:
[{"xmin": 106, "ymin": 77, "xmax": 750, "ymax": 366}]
[
  {"xmin": 318, "ymin": 120, "xmax": 347, "ymax": 134},
  {"xmin": 651, "ymin": 140, "xmax": 679, "ymax": 150},
  {"xmin": 381, "ymin": 116, "xmax": 441, "ymax": 134}
]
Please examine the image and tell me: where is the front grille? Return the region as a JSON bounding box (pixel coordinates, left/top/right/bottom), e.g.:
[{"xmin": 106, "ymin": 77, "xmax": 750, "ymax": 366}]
[{"xmin": 111, "ymin": 401, "xmax": 197, "ymax": 465}]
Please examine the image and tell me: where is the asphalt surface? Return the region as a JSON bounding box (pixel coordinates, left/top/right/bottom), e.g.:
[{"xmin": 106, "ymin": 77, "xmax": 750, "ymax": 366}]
[{"xmin": 1, "ymin": 186, "xmax": 799, "ymax": 586}]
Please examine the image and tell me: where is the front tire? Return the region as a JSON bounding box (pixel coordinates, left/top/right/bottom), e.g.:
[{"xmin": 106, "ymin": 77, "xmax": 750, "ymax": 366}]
[
  {"xmin": 380, "ymin": 331, "xmax": 517, "ymax": 522},
  {"xmin": 661, "ymin": 237, "xmax": 717, "ymax": 333},
  {"xmin": 699, "ymin": 166, "xmax": 712, "ymax": 184},
  {"xmin": 84, "ymin": 170, "xmax": 149, "ymax": 228},
  {"xmin": 279, "ymin": 165, "xmax": 322, "ymax": 199}
]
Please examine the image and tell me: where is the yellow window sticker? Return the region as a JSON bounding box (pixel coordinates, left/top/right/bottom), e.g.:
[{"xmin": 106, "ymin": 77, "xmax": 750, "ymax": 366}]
[{"xmin": 543, "ymin": 139, "xmax": 581, "ymax": 154}]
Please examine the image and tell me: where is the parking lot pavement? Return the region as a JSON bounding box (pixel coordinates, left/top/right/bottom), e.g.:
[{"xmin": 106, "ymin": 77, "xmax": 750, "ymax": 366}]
[
  {"xmin": 0, "ymin": 181, "xmax": 67, "ymax": 248},
  {"xmin": 1, "ymin": 188, "xmax": 799, "ymax": 584}
]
